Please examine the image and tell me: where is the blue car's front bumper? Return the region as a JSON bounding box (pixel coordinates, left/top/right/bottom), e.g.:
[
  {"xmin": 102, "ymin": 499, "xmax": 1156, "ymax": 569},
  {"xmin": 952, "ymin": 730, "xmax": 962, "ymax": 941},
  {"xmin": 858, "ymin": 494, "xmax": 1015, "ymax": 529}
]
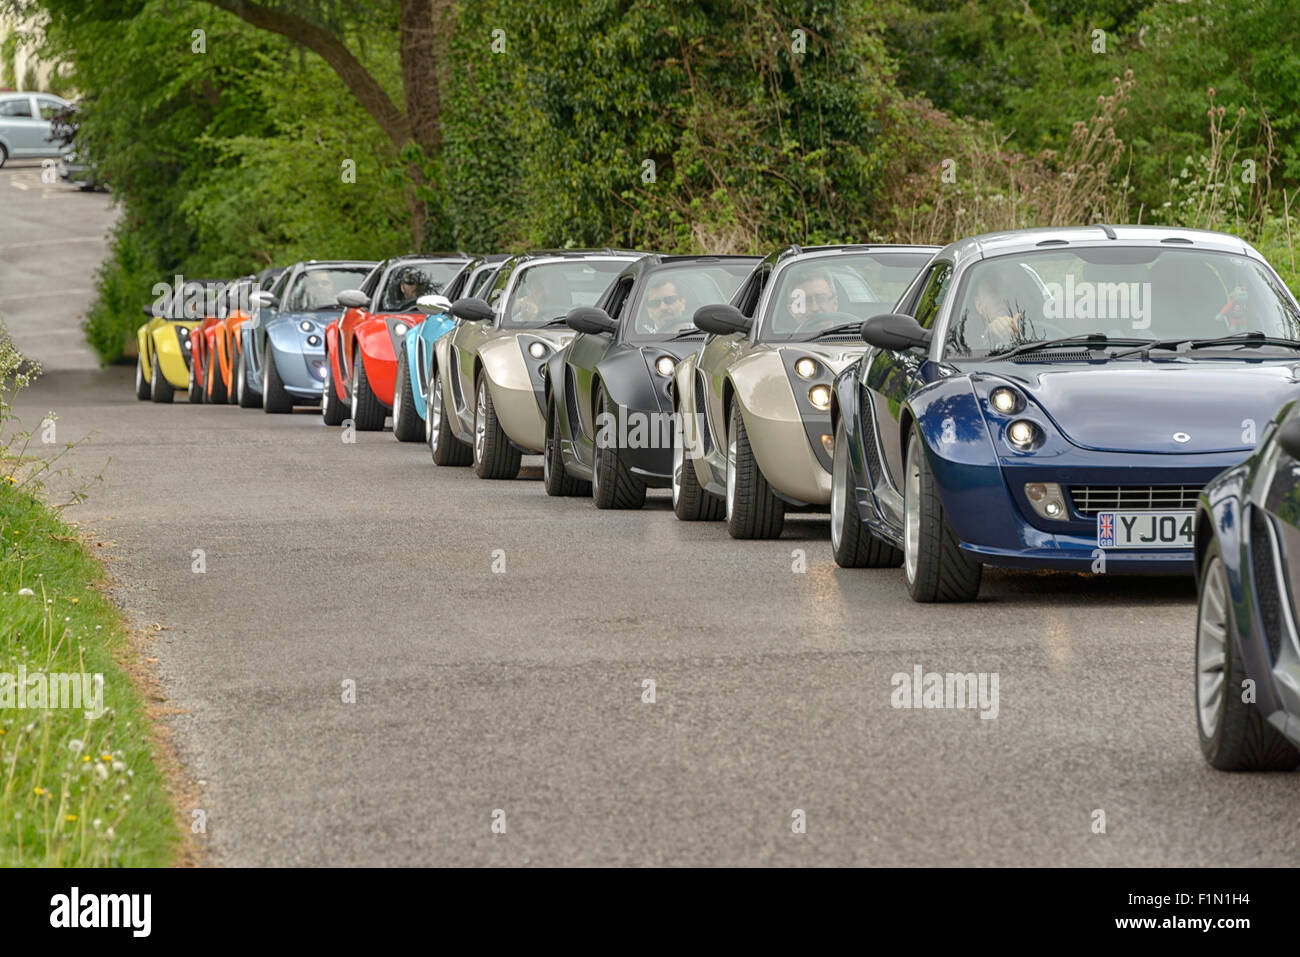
[{"xmin": 937, "ymin": 453, "xmax": 1245, "ymax": 574}]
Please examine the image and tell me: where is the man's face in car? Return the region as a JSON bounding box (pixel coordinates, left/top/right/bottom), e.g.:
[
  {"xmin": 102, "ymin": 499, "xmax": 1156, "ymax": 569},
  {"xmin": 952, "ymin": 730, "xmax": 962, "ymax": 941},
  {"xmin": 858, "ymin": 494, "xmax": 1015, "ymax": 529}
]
[
  {"xmin": 305, "ymin": 273, "xmax": 334, "ymax": 305},
  {"xmin": 646, "ymin": 281, "xmax": 686, "ymax": 329},
  {"xmin": 400, "ymin": 280, "xmax": 420, "ymax": 302},
  {"xmin": 787, "ymin": 275, "xmax": 837, "ymax": 327}
]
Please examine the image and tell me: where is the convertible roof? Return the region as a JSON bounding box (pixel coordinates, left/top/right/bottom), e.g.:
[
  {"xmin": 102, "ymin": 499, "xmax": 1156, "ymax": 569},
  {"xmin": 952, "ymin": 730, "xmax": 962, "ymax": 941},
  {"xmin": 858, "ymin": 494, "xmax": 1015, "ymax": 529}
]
[{"xmin": 940, "ymin": 225, "xmax": 1258, "ymax": 267}]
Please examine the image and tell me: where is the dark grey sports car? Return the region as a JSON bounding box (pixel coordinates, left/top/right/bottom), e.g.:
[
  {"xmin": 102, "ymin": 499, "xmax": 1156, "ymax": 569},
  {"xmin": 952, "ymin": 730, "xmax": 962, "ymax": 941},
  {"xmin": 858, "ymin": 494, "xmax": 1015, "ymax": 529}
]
[
  {"xmin": 1194, "ymin": 400, "xmax": 1300, "ymax": 771},
  {"xmin": 542, "ymin": 255, "xmax": 760, "ymax": 508}
]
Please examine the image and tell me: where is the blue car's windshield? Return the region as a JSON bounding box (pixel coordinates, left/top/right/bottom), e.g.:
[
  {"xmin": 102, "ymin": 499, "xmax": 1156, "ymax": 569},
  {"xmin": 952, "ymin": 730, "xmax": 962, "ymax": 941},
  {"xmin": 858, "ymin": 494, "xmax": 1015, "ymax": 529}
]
[
  {"xmin": 626, "ymin": 263, "xmax": 755, "ymax": 341},
  {"xmin": 945, "ymin": 248, "xmax": 1300, "ymax": 358},
  {"xmin": 287, "ymin": 267, "xmax": 373, "ymax": 312},
  {"xmin": 759, "ymin": 251, "xmax": 935, "ymax": 342}
]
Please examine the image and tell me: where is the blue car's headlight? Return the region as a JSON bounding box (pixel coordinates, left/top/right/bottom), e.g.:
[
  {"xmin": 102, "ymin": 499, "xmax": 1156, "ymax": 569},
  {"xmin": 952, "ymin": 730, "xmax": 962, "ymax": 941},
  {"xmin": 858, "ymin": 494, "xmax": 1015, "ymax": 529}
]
[
  {"xmin": 299, "ymin": 320, "xmax": 314, "ymax": 333},
  {"xmin": 989, "ymin": 386, "xmax": 1024, "ymax": 415},
  {"xmin": 1006, "ymin": 419, "xmax": 1044, "ymax": 450}
]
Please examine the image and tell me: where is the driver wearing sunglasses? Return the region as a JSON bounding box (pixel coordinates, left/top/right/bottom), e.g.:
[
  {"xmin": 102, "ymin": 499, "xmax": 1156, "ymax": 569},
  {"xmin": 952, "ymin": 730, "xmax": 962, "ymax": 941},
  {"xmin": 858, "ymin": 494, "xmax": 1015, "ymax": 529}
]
[{"xmin": 645, "ymin": 278, "xmax": 688, "ymax": 333}]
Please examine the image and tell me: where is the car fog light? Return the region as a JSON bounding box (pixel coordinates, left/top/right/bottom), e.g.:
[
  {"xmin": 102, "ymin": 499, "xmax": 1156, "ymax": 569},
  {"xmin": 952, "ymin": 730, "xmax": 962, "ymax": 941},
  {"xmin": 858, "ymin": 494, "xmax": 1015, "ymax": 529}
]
[
  {"xmin": 655, "ymin": 355, "xmax": 676, "ymax": 377},
  {"xmin": 1006, "ymin": 419, "xmax": 1039, "ymax": 449},
  {"xmin": 528, "ymin": 341, "xmax": 547, "ymax": 359},
  {"xmin": 808, "ymin": 384, "xmax": 832, "ymax": 411},
  {"xmin": 795, "ymin": 357, "xmax": 819, "ymax": 379},
  {"xmin": 1024, "ymin": 482, "xmax": 1068, "ymax": 521},
  {"xmin": 989, "ymin": 387, "xmax": 1022, "ymax": 414},
  {"xmin": 820, "ymin": 433, "xmax": 834, "ymax": 455},
  {"xmin": 307, "ymin": 335, "xmax": 321, "ymax": 347}
]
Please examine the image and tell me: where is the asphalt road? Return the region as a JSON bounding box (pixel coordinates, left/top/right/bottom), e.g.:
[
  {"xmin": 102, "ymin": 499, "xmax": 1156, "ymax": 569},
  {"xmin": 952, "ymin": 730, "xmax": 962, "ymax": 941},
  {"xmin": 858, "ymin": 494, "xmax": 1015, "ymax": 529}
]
[{"xmin": 4, "ymin": 159, "xmax": 1298, "ymax": 867}]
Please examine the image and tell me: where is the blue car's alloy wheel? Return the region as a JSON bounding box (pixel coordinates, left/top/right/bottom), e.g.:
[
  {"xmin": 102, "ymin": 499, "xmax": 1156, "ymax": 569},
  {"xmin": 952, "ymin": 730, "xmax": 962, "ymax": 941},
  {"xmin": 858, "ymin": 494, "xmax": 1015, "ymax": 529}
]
[
  {"xmin": 902, "ymin": 432, "xmax": 981, "ymax": 603},
  {"xmin": 1196, "ymin": 539, "xmax": 1300, "ymax": 771}
]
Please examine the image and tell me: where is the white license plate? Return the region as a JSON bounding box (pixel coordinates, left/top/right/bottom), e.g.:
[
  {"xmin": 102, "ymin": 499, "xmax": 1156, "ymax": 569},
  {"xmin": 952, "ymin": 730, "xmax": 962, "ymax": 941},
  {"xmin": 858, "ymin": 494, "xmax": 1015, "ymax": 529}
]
[{"xmin": 1097, "ymin": 510, "xmax": 1195, "ymax": 549}]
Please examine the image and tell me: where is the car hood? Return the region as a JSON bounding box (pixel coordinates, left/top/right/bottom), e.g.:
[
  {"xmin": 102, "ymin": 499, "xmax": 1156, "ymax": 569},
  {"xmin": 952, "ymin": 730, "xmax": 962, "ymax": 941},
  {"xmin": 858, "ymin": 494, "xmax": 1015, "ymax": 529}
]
[
  {"xmin": 269, "ymin": 310, "xmax": 333, "ymax": 331},
  {"xmin": 771, "ymin": 341, "xmax": 867, "ymax": 373},
  {"xmin": 987, "ymin": 359, "xmax": 1300, "ymax": 454}
]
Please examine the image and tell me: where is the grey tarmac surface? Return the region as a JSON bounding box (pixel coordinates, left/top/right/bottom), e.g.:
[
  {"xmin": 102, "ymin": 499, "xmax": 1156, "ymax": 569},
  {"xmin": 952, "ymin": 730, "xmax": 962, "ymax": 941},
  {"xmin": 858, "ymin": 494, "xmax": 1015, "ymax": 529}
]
[{"xmin": 4, "ymin": 160, "xmax": 1298, "ymax": 867}]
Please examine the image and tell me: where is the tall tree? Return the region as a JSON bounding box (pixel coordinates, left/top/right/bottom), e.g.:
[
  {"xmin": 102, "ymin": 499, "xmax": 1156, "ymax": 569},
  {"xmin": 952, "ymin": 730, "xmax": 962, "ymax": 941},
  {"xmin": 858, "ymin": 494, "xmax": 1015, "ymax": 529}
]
[{"xmin": 201, "ymin": 0, "xmax": 454, "ymax": 245}]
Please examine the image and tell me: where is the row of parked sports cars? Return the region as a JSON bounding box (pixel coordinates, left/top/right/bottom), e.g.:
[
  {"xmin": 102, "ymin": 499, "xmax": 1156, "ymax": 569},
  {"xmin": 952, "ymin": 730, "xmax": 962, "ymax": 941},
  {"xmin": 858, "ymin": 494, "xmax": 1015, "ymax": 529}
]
[{"xmin": 134, "ymin": 226, "xmax": 1300, "ymax": 773}]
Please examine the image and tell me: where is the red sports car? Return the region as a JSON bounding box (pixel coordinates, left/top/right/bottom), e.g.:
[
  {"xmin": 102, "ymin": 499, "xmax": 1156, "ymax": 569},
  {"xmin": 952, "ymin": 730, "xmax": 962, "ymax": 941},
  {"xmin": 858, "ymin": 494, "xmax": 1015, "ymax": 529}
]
[{"xmin": 322, "ymin": 255, "xmax": 471, "ymax": 430}]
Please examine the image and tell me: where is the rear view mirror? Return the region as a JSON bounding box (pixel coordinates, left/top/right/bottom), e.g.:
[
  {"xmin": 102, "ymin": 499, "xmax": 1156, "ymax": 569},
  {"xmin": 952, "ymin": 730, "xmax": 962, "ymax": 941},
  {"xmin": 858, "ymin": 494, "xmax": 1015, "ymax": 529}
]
[
  {"xmin": 566, "ymin": 306, "xmax": 617, "ymax": 336},
  {"xmin": 417, "ymin": 294, "xmax": 453, "ymax": 315},
  {"xmin": 337, "ymin": 289, "xmax": 369, "ymax": 309},
  {"xmin": 693, "ymin": 303, "xmax": 751, "ymax": 336},
  {"xmin": 142, "ymin": 304, "xmax": 159, "ymax": 319},
  {"xmin": 252, "ymin": 291, "xmax": 279, "ymax": 309},
  {"xmin": 860, "ymin": 313, "xmax": 931, "ymax": 351},
  {"xmin": 1278, "ymin": 412, "xmax": 1300, "ymax": 461},
  {"xmin": 450, "ymin": 297, "xmax": 494, "ymax": 323}
]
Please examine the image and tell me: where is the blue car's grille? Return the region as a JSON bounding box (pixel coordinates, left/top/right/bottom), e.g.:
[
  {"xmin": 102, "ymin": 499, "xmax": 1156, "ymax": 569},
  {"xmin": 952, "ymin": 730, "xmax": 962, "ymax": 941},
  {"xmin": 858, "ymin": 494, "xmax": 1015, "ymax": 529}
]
[
  {"xmin": 1069, "ymin": 485, "xmax": 1201, "ymax": 516},
  {"xmin": 1250, "ymin": 506, "xmax": 1284, "ymax": 661}
]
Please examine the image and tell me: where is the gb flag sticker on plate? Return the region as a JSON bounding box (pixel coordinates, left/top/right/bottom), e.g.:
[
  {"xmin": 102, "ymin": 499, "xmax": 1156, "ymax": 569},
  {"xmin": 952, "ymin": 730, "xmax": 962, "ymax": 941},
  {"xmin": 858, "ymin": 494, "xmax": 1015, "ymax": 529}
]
[{"xmin": 1097, "ymin": 510, "xmax": 1195, "ymax": 549}]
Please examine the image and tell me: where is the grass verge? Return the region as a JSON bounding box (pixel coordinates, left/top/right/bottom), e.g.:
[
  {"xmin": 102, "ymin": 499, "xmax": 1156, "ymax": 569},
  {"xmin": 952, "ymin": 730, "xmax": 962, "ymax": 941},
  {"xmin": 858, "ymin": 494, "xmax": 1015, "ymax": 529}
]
[{"xmin": 0, "ymin": 479, "xmax": 179, "ymax": 866}]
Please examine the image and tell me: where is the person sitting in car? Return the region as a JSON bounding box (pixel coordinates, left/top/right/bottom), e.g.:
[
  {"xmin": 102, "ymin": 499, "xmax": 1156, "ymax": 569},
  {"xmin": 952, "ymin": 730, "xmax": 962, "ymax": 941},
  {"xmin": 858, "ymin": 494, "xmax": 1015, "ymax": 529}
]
[
  {"xmin": 392, "ymin": 268, "xmax": 432, "ymax": 312},
  {"xmin": 643, "ymin": 277, "xmax": 688, "ymax": 333},
  {"xmin": 782, "ymin": 266, "xmax": 840, "ymax": 334}
]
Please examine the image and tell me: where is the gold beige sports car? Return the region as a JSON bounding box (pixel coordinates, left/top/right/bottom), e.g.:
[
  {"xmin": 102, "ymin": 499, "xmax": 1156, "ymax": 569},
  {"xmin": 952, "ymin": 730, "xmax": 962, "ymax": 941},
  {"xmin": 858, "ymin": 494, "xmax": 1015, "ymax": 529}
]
[
  {"xmin": 428, "ymin": 250, "xmax": 640, "ymax": 479},
  {"xmin": 672, "ymin": 244, "xmax": 938, "ymax": 538}
]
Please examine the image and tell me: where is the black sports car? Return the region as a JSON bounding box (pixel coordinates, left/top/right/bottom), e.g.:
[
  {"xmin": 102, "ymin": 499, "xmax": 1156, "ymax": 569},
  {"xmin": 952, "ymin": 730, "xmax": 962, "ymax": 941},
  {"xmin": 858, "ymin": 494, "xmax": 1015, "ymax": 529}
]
[
  {"xmin": 1195, "ymin": 400, "xmax": 1300, "ymax": 771},
  {"xmin": 543, "ymin": 254, "xmax": 760, "ymax": 507}
]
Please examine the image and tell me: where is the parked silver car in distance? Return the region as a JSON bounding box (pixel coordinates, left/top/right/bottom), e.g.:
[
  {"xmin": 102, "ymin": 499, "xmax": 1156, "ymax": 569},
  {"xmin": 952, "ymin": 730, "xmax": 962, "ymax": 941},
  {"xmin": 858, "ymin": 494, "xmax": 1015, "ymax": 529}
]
[{"xmin": 0, "ymin": 91, "xmax": 71, "ymax": 167}]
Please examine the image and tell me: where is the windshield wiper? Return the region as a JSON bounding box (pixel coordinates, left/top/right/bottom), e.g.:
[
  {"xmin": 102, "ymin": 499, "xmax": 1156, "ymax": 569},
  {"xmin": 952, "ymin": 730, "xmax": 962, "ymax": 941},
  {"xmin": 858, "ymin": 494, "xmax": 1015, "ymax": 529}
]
[
  {"xmin": 807, "ymin": 322, "xmax": 863, "ymax": 340},
  {"xmin": 1112, "ymin": 331, "xmax": 1300, "ymax": 358},
  {"xmin": 989, "ymin": 333, "xmax": 1119, "ymax": 359},
  {"xmin": 540, "ymin": 315, "xmax": 570, "ymax": 328},
  {"xmin": 666, "ymin": 326, "xmax": 704, "ymax": 340}
]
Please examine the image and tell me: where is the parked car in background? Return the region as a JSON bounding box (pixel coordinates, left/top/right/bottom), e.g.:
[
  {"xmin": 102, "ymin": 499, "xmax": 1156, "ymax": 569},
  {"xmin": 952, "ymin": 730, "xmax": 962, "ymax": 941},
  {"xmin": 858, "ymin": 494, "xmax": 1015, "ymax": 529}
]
[
  {"xmin": 0, "ymin": 91, "xmax": 71, "ymax": 167},
  {"xmin": 241, "ymin": 260, "xmax": 376, "ymax": 413},
  {"xmin": 1194, "ymin": 401, "xmax": 1300, "ymax": 771},
  {"xmin": 543, "ymin": 254, "xmax": 759, "ymax": 507},
  {"xmin": 672, "ymin": 244, "xmax": 937, "ymax": 536},
  {"xmin": 830, "ymin": 225, "xmax": 1300, "ymax": 602},
  {"xmin": 427, "ymin": 250, "xmax": 639, "ymax": 478},
  {"xmin": 322, "ymin": 254, "xmax": 470, "ymax": 430}
]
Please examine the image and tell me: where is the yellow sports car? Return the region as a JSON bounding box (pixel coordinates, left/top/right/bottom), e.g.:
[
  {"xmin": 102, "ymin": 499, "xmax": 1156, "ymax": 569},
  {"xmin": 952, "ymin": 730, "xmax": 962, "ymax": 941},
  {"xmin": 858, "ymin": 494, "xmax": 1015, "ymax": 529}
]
[{"xmin": 134, "ymin": 278, "xmax": 225, "ymax": 403}]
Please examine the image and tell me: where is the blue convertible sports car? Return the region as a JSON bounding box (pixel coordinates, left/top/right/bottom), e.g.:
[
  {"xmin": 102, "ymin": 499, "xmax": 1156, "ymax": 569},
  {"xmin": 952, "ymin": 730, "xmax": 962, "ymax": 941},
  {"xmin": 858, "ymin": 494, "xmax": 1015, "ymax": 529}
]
[
  {"xmin": 1193, "ymin": 401, "xmax": 1300, "ymax": 771},
  {"xmin": 242, "ymin": 259, "xmax": 376, "ymax": 412},
  {"xmin": 391, "ymin": 255, "xmax": 509, "ymax": 444},
  {"xmin": 829, "ymin": 225, "xmax": 1300, "ymax": 602}
]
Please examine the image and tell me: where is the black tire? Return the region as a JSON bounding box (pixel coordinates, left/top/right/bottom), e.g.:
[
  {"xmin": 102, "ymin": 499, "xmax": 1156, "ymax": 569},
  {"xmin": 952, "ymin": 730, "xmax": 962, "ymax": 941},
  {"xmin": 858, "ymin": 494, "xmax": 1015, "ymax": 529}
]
[
  {"xmin": 725, "ymin": 402, "xmax": 784, "ymax": 539},
  {"xmin": 206, "ymin": 349, "xmax": 227, "ymax": 404},
  {"xmin": 671, "ymin": 401, "xmax": 723, "ymax": 521},
  {"xmin": 592, "ymin": 387, "xmax": 646, "ymax": 509},
  {"xmin": 134, "ymin": 353, "xmax": 151, "ymax": 400},
  {"xmin": 543, "ymin": 394, "xmax": 590, "ymax": 497},
  {"xmin": 186, "ymin": 349, "xmax": 204, "ymax": 404},
  {"xmin": 1196, "ymin": 540, "xmax": 1300, "ymax": 771},
  {"xmin": 472, "ymin": 371, "xmax": 521, "ymax": 480},
  {"xmin": 0, "ymin": 144, "xmax": 7, "ymax": 169},
  {"xmin": 902, "ymin": 431, "xmax": 982, "ymax": 602},
  {"xmin": 830, "ymin": 413, "xmax": 902, "ymax": 568},
  {"xmin": 321, "ymin": 344, "xmax": 347, "ymax": 426},
  {"xmin": 150, "ymin": 349, "xmax": 174, "ymax": 403},
  {"xmin": 261, "ymin": 347, "xmax": 293, "ymax": 414},
  {"xmin": 236, "ymin": 350, "xmax": 259, "ymax": 408},
  {"xmin": 350, "ymin": 347, "xmax": 385, "ymax": 431},
  {"xmin": 429, "ymin": 363, "xmax": 472, "ymax": 466},
  {"xmin": 391, "ymin": 344, "xmax": 422, "ymax": 442}
]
